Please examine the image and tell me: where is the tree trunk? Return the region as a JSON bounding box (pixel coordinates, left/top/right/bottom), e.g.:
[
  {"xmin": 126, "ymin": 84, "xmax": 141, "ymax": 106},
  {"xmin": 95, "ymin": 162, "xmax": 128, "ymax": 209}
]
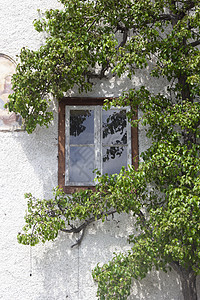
[
  {"xmin": 180, "ymin": 269, "xmax": 197, "ymax": 300},
  {"xmin": 171, "ymin": 263, "xmax": 197, "ymax": 300}
]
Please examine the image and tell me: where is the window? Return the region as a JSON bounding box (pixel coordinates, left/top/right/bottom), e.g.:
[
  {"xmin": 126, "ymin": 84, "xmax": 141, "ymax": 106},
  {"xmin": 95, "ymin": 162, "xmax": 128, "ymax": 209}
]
[{"xmin": 58, "ymin": 98, "xmax": 138, "ymax": 193}]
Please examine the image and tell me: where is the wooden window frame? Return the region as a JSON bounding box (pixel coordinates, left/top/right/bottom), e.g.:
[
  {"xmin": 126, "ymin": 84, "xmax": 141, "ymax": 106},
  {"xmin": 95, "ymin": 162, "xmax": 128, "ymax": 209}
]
[{"xmin": 58, "ymin": 97, "xmax": 138, "ymax": 194}]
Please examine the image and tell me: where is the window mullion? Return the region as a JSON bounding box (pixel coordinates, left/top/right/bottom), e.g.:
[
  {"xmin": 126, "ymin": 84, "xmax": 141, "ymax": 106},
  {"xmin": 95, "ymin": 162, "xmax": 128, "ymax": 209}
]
[
  {"xmin": 126, "ymin": 107, "xmax": 132, "ymax": 166},
  {"xmin": 94, "ymin": 106, "xmax": 102, "ymax": 175}
]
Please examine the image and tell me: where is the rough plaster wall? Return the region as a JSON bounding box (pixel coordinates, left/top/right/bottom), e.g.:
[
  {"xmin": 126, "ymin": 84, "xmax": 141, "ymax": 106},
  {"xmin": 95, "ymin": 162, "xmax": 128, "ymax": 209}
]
[{"xmin": 0, "ymin": 0, "xmax": 199, "ymax": 299}]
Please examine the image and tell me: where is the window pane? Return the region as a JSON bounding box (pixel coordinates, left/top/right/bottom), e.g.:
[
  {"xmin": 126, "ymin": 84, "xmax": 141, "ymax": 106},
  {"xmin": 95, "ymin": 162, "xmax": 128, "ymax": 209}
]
[
  {"xmin": 103, "ymin": 146, "xmax": 127, "ymax": 175},
  {"xmin": 70, "ymin": 110, "xmax": 94, "ymax": 144},
  {"xmin": 70, "ymin": 146, "xmax": 95, "ymax": 182},
  {"xmin": 102, "ymin": 109, "xmax": 127, "ymax": 145}
]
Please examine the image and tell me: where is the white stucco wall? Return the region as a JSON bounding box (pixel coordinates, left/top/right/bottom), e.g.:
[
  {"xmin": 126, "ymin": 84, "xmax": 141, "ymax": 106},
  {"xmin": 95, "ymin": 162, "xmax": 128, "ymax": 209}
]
[{"xmin": 0, "ymin": 1, "xmax": 199, "ymax": 299}]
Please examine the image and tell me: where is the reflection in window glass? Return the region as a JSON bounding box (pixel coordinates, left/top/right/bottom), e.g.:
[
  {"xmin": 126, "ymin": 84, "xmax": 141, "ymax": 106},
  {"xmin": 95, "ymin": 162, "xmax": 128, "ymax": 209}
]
[
  {"xmin": 70, "ymin": 146, "xmax": 95, "ymax": 182},
  {"xmin": 103, "ymin": 146, "xmax": 127, "ymax": 175},
  {"xmin": 102, "ymin": 109, "xmax": 128, "ymax": 175},
  {"xmin": 102, "ymin": 110, "xmax": 127, "ymax": 145},
  {"xmin": 70, "ymin": 110, "xmax": 94, "ymax": 144}
]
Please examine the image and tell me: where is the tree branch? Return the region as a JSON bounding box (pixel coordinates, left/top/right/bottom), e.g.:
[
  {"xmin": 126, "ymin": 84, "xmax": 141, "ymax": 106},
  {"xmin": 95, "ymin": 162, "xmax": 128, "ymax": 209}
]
[
  {"xmin": 177, "ymin": 1, "xmax": 196, "ymax": 20},
  {"xmin": 116, "ymin": 24, "xmax": 129, "ymax": 50},
  {"xmin": 137, "ymin": 209, "xmax": 150, "ymax": 232},
  {"xmin": 60, "ymin": 208, "xmax": 117, "ymax": 246},
  {"xmin": 159, "ymin": 13, "xmax": 177, "ymax": 22},
  {"xmin": 189, "ymin": 40, "xmax": 200, "ymax": 47},
  {"xmin": 86, "ymin": 70, "xmax": 109, "ymax": 80},
  {"xmin": 71, "ymin": 227, "xmax": 86, "ymax": 248}
]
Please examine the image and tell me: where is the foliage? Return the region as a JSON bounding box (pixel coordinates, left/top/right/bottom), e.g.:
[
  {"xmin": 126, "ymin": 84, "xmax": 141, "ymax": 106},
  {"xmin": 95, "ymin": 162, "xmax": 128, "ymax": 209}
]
[{"xmin": 14, "ymin": 0, "xmax": 200, "ymax": 299}]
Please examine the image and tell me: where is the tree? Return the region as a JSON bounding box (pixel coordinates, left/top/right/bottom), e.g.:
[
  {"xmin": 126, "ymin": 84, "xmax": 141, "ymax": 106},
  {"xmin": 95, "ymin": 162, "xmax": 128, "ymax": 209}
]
[{"xmin": 12, "ymin": 0, "xmax": 200, "ymax": 299}]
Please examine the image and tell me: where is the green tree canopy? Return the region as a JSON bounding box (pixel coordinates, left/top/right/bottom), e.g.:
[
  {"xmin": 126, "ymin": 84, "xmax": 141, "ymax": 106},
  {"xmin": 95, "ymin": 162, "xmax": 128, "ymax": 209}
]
[{"xmin": 14, "ymin": 0, "xmax": 200, "ymax": 299}]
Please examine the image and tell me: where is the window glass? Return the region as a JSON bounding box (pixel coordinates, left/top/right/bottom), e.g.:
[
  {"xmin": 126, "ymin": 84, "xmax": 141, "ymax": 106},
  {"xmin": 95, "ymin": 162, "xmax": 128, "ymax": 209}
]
[
  {"xmin": 103, "ymin": 146, "xmax": 127, "ymax": 174},
  {"xmin": 102, "ymin": 109, "xmax": 127, "ymax": 145},
  {"xmin": 102, "ymin": 109, "xmax": 128, "ymax": 175},
  {"xmin": 70, "ymin": 110, "xmax": 94, "ymax": 144},
  {"xmin": 70, "ymin": 146, "xmax": 95, "ymax": 182}
]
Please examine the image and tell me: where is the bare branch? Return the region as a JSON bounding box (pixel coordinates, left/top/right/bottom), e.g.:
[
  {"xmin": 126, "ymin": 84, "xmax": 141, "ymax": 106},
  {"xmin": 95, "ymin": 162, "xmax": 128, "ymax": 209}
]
[
  {"xmin": 71, "ymin": 227, "xmax": 86, "ymax": 248},
  {"xmin": 116, "ymin": 24, "xmax": 129, "ymax": 50},
  {"xmin": 60, "ymin": 208, "xmax": 117, "ymax": 246},
  {"xmin": 86, "ymin": 8, "xmax": 104, "ymax": 32},
  {"xmin": 177, "ymin": 1, "xmax": 196, "ymax": 20},
  {"xmin": 170, "ymin": 261, "xmax": 181, "ymax": 274},
  {"xmin": 137, "ymin": 210, "xmax": 150, "ymax": 231},
  {"xmin": 159, "ymin": 13, "xmax": 177, "ymax": 22},
  {"xmin": 86, "ymin": 64, "xmax": 110, "ymax": 80},
  {"xmin": 86, "ymin": 71, "xmax": 108, "ymax": 80},
  {"xmin": 189, "ymin": 40, "xmax": 200, "ymax": 47}
]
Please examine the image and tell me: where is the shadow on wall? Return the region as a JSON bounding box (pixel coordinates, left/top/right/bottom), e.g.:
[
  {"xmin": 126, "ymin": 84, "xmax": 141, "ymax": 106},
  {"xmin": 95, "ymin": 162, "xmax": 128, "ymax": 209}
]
[
  {"xmin": 25, "ymin": 213, "xmax": 200, "ymax": 300},
  {"xmin": 10, "ymin": 106, "xmax": 58, "ymax": 200},
  {"xmin": 33, "ymin": 234, "xmax": 80, "ymax": 300},
  {"xmin": 31, "ymin": 214, "xmax": 136, "ymax": 300},
  {"xmin": 129, "ymin": 274, "xmax": 200, "ymax": 300}
]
